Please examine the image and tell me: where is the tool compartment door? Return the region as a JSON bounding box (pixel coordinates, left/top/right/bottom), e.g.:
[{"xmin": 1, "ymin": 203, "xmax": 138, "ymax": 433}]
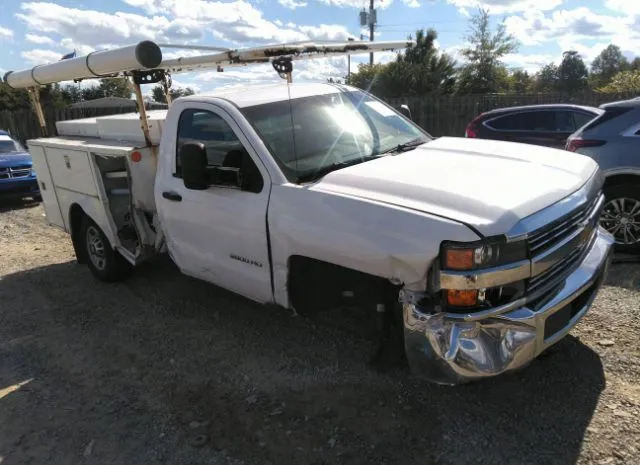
[
  {"xmin": 28, "ymin": 144, "xmax": 65, "ymax": 228},
  {"xmin": 45, "ymin": 146, "xmax": 99, "ymax": 197}
]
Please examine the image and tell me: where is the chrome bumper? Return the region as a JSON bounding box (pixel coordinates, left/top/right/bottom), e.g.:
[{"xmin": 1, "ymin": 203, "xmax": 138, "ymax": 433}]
[{"xmin": 401, "ymin": 227, "xmax": 614, "ymax": 385}]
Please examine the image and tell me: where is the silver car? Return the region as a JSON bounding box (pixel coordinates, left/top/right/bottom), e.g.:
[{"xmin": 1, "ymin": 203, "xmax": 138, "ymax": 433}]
[{"xmin": 566, "ymin": 97, "xmax": 640, "ymax": 254}]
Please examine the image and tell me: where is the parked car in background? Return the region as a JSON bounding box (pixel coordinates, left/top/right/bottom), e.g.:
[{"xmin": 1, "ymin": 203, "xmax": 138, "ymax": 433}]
[
  {"xmin": 465, "ymin": 104, "xmax": 602, "ymax": 149},
  {"xmin": 566, "ymin": 97, "xmax": 640, "ymax": 253},
  {"xmin": 0, "ymin": 130, "xmax": 41, "ymax": 202}
]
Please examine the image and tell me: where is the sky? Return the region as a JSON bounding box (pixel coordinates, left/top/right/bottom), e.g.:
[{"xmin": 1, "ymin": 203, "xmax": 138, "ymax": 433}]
[{"xmin": 0, "ymin": 0, "xmax": 638, "ymax": 94}]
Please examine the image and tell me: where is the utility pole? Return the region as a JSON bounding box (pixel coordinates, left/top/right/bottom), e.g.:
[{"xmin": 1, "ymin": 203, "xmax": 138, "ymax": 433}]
[
  {"xmin": 369, "ymin": 0, "xmax": 375, "ymax": 65},
  {"xmin": 359, "ymin": 3, "xmax": 377, "ymax": 65}
]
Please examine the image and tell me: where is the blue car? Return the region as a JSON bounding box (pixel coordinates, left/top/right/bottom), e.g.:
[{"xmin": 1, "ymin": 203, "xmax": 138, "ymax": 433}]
[{"xmin": 0, "ymin": 130, "xmax": 40, "ymax": 201}]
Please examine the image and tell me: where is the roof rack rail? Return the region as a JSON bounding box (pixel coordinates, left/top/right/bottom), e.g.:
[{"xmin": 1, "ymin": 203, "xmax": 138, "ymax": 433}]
[{"xmin": 3, "ymin": 38, "xmax": 413, "ymax": 140}]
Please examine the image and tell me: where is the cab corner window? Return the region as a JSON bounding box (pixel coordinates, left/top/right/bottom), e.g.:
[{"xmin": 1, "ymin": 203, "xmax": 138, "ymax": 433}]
[{"xmin": 175, "ymin": 109, "xmax": 263, "ymax": 193}]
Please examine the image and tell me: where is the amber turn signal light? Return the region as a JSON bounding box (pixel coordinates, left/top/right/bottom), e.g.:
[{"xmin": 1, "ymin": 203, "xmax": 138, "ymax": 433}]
[
  {"xmin": 446, "ymin": 289, "xmax": 478, "ymax": 307},
  {"xmin": 444, "ymin": 248, "xmax": 474, "ymax": 270}
]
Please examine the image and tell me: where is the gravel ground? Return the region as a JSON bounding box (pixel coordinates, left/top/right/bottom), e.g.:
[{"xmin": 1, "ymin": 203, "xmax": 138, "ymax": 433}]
[{"xmin": 1, "ymin": 200, "xmax": 639, "ymax": 465}]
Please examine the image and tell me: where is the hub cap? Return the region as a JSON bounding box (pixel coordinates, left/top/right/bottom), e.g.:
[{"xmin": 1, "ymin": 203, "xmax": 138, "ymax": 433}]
[
  {"xmin": 86, "ymin": 226, "xmax": 107, "ymax": 270},
  {"xmin": 600, "ymin": 197, "xmax": 640, "ymax": 245}
]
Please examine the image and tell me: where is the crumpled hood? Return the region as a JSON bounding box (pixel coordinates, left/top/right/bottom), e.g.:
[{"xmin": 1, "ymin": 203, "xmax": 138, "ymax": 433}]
[
  {"xmin": 0, "ymin": 152, "xmax": 32, "ymax": 168},
  {"xmin": 313, "ymin": 137, "xmax": 598, "ymax": 237}
]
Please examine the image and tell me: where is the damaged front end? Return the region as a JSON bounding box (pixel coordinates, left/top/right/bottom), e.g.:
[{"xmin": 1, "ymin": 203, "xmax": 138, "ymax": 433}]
[{"xmin": 401, "ymin": 180, "xmax": 614, "ymax": 385}]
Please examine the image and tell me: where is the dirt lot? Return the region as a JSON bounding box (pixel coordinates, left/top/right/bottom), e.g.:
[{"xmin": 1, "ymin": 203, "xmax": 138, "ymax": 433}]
[{"xmin": 1, "ymin": 201, "xmax": 639, "ymax": 465}]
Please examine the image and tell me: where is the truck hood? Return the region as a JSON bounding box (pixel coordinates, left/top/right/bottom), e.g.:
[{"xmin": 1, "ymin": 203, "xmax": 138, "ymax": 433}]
[
  {"xmin": 0, "ymin": 152, "xmax": 32, "ymax": 167},
  {"xmin": 313, "ymin": 137, "xmax": 598, "ymax": 237}
]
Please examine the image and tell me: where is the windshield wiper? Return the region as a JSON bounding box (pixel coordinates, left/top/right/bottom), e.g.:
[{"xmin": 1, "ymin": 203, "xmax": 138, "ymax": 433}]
[
  {"xmin": 377, "ymin": 137, "xmax": 428, "ymax": 156},
  {"xmin": 296, "ymin": 154, "xmax": 384, "ymax": 183}
]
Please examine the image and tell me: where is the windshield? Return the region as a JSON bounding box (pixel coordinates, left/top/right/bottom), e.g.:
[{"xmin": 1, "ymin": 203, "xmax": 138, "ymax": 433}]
[
  {"xmin": 0, "ymin": 138, "xmax": 25, "ymax": 154},
  {"xmin": 239, "ymin": 89, "xmax": 431, "ymax": 182}
]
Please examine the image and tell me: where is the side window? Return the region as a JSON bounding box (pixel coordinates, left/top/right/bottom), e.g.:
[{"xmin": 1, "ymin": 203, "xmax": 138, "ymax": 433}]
[
  {"xmin": 487, "ymin": 114, "xmax": 520, "ymax": 130},
  {"xmin": 488, "ymin": 111, "xmax": 556, "ymax": 131},
  {"xmin": 517, "ymin": 111, "xmax": 556, "ymax": 131},
  {"xmin": 572, "ymin": 112, "xmax": 595, "ymax": 129},
  {"xmin": 176, "ymin": 109, "xmax": 244, "ymax": 171},
  {"xmin": 554, "ymin": 111, "xmax": 576, "ymax": 132},
  {"xmin": 175, "ymin": 109, "xmax": 264, "ymax": 193}
]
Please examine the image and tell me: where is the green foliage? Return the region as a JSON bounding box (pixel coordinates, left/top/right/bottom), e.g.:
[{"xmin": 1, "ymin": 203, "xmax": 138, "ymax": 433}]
[
  {"xmin": 597, "ymin": 70, "xmax": 640, "ymax": 93},
  {"xmin": 0, "ymin": 82, "xmax": 31, "ymax": 111},
  {"xmin": 0, "ymin": 77, "xmax": 135, "ymax": 112},
  {"xmin": 81, "ymin": 78, "xmax": 132, "ymax": 100},
  {"xmin": 455, "ymin": 8, "xmax": 519, "ymax": 94},
  {"xmin": 151, "ymin": 84, "xmax": 196, "ymax": 103},
  {"xmin": 532, "ymin": 52, "xmax": 589, "ymax": 93},
  {"xmin": 533, "ymin": 63, "xmax": 559, "ymax": 92},
  {"xmin": 556, "ymin": 51, "xmax": 588, "ymax": 93},
  {"xmin": 590, "ymin": 44, "xmax": 629, "ymax": 88},
  {"xmin": 506, "ymin": 70, "xmax": 534, "ymax": 93},
  {"xmin": 346, "ymin": 28, "xmax": 457, "ymax": 98}
]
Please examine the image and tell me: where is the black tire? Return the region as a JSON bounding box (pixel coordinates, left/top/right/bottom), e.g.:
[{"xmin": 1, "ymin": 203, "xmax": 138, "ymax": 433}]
[
  {"xmin": 601, "ymin": 183, "xmax": 640, "ymax": 254},
  {"xmin": 80, "ymin": 216, "xmax": 133, "ymax": 282},
  {"xmin": 33, "ymin": 194, "xmax": 42, "ymax": 202}
]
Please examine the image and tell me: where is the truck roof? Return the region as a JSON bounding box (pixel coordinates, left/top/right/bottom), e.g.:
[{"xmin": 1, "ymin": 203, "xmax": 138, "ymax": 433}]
[
  {"xmin": 184, "ymin": 82, "xmax": 356, "ymax": 108},
  {"xmin": 52, "ymin": 82, "xmax": 358, "ymax": 144}
]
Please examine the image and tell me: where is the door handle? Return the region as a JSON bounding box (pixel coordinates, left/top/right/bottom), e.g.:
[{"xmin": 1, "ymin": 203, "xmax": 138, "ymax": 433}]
[{"xmin": 162, "ymin": 191, "xmax": 182, "ymax": 202}]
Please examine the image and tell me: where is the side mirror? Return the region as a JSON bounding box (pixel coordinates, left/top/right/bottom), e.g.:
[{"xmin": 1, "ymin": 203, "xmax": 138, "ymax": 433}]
[
  {"xmin": 179, "ymin": 142, "xmax": 243, "ymax": 191},
  {"xmin": 180, "ymin": 142, "xmax": 209, "ymax": 190},
  {"xmin": 400, "ymin": 104, "xmax": 412, "ymax": 120}
]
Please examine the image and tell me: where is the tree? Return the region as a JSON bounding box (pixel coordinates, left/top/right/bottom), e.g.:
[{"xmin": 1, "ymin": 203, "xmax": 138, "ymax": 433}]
[
  {"xmin": 80, "ymin": 78, "xmax": 132, "ymax": 100},
  {"xmin": 590, "ymin": 44, "xmax": 629, "ymax": 88},
  {"xmin": 97, "ymin": 77, "xmax": 132, "ymax": 99},
  {"xmin": 556, "ymin": 51, "xmax": 588, "ymax": 93},
  {"xmin": 151, "ymin": 85, "xmax": 196, "ymax": 103},
  {"xmin": 60, "ymin": 85, "xmax": 84, "ymax": 104},
  {"xmin": 346, "ymin": 28, "xmax": 457, "ymax": 98},
  {"xmin": 506, "ymin": 69, "xmax": 533, "ymax": 93},
  {"xmin": 456, "ymin": 8, "xmax": 519, "ymax": 94},
  {"xmin": 533, "ymin": 63, "xmax": 559, "ymax": 92},
  {"xmin": 0, "ymin": 82, "xmax": 30, "ymax": 111},
  {"xmin": 630, "ymin": 57, "xmax": 640, "ymax": 71},
  {"xmin": 398, "ymin": 28, "xmax": 457, "ymax": 94},
  {"xmin": 597, "ymin": 70, "xmax": 640, "ymax": 93}
]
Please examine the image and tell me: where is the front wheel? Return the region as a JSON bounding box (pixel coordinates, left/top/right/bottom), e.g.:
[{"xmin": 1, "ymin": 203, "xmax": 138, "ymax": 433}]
[
  {"xmin": 600, "ymin": 184, "xmax": 640, "ymax": 254},
  {"xmin": 80, "ymin": 217, "xmax": 133, "ymax": 282}
]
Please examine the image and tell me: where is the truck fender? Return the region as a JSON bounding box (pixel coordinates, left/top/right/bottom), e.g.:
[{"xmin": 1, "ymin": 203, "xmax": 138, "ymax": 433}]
[{"xmin": 267, "ymin": 186, "xmax": 481, "ymax": 310}]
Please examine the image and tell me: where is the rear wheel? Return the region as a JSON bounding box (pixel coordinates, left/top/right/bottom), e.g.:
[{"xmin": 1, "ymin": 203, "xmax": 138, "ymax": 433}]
[
  {"xmin": 600, "ymin": 184, "xmax": 640, "ymax": 254},
  {"xmin": 80, "ymin": 217, "xmax": 133, "ymax": 282}
]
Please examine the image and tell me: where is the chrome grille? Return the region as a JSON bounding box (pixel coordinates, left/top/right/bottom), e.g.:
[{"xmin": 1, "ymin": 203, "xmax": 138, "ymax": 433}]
[
  {"xmin": 526, "ymin": 192, "xmax": 603, "ymax": 295},
  {"xmin": 528, "ymin": 246, "xmax": 583, "ymax": 294},
  {"xmin": 528, "ymin": 193, "xmax": 601, "ymax": 256},
  {"xmin": 0, "ymin": 165, "xmax": 31, "ymax": 179}
]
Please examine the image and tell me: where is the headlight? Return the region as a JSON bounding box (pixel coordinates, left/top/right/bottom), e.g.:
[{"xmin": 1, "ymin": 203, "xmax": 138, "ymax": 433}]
[
  {"xmin": 440, "ymin": 238, "xmax": 528, "ymax": 309},
  {"xmin": 440, "ymin": 238, "xmax": 527, "ymax": 271}
]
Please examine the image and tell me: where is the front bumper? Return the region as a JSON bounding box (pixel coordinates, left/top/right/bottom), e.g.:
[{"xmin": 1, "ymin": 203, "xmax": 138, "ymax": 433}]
[
  {"xmin": 401, "ymin": 227, "xmax": 614, "ymax": 385},
  {"xmin": 0, "ymin": 177, "xmax": 40, "ymax": 198}
]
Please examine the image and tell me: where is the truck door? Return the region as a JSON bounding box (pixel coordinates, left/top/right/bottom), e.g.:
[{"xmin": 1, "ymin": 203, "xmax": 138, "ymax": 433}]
[{"xmin": 155, "ymin": 104, "xmax": 273, "ymax": 304}]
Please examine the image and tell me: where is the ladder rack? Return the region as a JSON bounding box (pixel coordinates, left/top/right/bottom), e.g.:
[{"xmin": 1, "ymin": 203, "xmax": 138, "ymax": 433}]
[{"xmin": 3, "ymin": 38, "xmax": 414, "ymax": 142}]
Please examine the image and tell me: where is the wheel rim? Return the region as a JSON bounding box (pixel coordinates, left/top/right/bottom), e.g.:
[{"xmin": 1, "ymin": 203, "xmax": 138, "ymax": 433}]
[
  {"xmin": 600, "ymin": 197, "xmax": 640, "ymax": 245},
  {"xmin": 86, "ymin": 225, "xmax": 107, "ymax": 270}
]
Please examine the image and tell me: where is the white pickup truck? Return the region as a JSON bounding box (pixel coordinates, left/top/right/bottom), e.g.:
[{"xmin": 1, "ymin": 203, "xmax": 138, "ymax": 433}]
[{"xmin": 10, "ymin": 41, "xmax": 614, "ymax": 385}]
